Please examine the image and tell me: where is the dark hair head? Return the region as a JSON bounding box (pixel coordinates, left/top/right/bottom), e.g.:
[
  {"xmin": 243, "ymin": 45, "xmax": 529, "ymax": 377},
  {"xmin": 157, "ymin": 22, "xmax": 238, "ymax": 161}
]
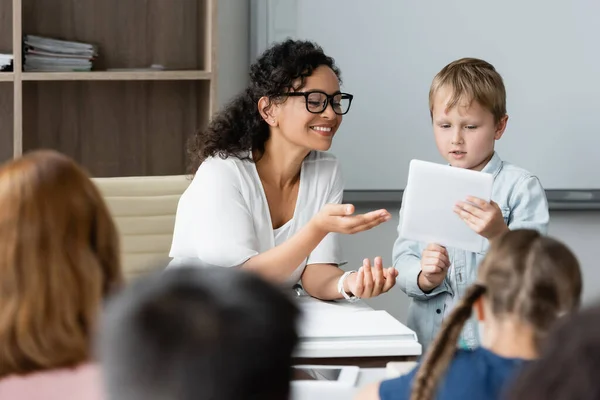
[
  {"xmin": 410, "ymin": 229, "xmax": 582, "ymax": 400},
  {"xmin": 99, "ymin": 266, "xmax": 300, "ymax": 400},
  {"xmin": 187, "ymin": 39, "xmax": 341, "ymax": 172},
  {"xmin": 510, "ymin": 302, "xmax": 600, "ymax": 400}
]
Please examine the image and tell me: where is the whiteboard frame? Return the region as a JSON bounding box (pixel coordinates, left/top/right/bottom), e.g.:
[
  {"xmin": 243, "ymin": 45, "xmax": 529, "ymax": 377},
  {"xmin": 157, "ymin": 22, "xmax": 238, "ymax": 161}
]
[{"xmin": 342, "ymin": 190, "xmax": 600, "ymax": 211}]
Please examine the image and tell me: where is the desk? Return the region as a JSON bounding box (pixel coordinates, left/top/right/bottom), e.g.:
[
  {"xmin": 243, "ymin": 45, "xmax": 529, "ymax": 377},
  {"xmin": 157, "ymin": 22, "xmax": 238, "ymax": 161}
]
[{"xmin": 293, "ymin": 296, "xmax": 421, "ymax": 368}]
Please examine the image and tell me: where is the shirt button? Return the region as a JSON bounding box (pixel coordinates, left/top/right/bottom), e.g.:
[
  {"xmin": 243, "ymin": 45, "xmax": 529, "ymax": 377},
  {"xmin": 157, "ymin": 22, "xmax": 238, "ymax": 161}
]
[{"xmin": 436, "ymin": 309, "xmax": 441, "ymax": 314}]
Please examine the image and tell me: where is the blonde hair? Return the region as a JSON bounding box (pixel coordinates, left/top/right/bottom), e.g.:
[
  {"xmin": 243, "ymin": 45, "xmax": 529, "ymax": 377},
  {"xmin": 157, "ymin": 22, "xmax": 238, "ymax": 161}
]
[
  {"xmin": 410, "ymin": 229, "xmax": 582, "ymax": 400},
  {"xmin": 0, "ymin": 150, "xmax": 123, "ymax": 377},
  {"xmin": 429, "ymin": 57, "xmax": 507, "ymax": 123}
]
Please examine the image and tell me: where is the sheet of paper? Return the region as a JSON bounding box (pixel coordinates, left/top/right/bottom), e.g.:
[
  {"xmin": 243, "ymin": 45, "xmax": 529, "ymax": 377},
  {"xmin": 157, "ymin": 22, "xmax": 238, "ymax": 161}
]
[
  {"xmin": 399, "ymin": 159, "xmax": 494, "ymax": 253},
  {"xmin": 298, "ymin": 308, "xmax": 416, "ymax": 340}
]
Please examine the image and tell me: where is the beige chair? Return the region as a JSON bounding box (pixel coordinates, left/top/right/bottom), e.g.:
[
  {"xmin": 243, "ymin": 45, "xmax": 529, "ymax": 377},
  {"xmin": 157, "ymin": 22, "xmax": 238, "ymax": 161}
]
[{"xmin": 93, "ymin": 175, "xmax": 191, "ymax": 281}]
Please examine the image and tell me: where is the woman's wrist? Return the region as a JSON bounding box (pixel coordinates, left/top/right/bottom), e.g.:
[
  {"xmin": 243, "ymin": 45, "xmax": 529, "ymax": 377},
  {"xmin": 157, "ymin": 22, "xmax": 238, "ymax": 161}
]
[
  {"xmin": 307, "ymin": 216, "xmax": 329, "ymax": 238},
  {"xmin": 343, "ymin": 270, "xmax": 357, "ymax": 295}
]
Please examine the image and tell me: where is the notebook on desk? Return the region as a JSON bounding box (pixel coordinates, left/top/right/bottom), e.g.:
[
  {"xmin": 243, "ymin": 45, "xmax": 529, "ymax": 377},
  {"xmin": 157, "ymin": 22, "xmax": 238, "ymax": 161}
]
[
  {"xmin": 294, "ymin": 297, "xmax": 422, "ymax": 358},
  {"xmin": 298, "ymin": 307, "xmax": 417, "ymax": 342}
]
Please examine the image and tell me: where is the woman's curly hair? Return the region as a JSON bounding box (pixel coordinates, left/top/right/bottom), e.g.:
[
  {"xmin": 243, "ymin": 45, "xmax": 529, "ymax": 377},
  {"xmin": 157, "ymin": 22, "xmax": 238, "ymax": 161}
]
[{"xmin": 187, "ymin": 39, "xmax": 341, "ymax": 173}]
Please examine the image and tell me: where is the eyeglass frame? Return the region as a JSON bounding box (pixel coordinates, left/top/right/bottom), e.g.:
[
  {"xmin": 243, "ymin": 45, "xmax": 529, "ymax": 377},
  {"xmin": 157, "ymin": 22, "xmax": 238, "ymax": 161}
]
[{"xmin": 281, "ymin": 90, "xmax": 354, "ymax": 115}]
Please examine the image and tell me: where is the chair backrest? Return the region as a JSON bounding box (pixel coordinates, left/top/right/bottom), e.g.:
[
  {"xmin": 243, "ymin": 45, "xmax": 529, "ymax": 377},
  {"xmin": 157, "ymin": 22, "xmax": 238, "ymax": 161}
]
[{"xmin": 92, "ymin": 175, "xmax": 191, "ymax": 280}]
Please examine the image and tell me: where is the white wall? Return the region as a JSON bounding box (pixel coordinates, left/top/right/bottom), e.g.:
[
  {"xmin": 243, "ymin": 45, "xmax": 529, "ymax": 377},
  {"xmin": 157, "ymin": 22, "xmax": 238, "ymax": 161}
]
[
  {"xmin": 341, "ymin": 207, "xmax": 600, "ymax": 323},
  {"xmin": 217, "ymin": 0, "xmax": 250, "ymax": 108}
]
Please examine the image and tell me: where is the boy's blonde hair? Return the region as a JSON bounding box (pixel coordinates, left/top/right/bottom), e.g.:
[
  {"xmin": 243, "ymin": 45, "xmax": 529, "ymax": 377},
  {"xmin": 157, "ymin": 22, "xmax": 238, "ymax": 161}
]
[{"xmin": 429, "ymin": 58, "xmax": 507, "ymax": 123}]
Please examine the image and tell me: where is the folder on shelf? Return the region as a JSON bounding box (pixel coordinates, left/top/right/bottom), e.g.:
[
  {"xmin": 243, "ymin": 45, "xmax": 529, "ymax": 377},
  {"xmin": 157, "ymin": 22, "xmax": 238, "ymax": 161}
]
[{"xmin": 23, "ymin": 35, "xmax": 98, "ymax": 72}]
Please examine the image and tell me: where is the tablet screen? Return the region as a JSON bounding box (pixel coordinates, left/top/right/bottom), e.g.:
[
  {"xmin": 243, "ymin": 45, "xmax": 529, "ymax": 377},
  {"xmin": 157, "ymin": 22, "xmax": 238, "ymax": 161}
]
[{"xmin": 292, "ymin": 367, "xmax": 342, "ymax": 381}]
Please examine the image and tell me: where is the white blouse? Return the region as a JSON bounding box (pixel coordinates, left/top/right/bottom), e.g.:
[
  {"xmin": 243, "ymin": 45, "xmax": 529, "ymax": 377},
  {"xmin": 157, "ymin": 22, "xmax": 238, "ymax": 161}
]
[{"xmin": 168, "ymin": 151, "xmax": 344, "ymax": 285}]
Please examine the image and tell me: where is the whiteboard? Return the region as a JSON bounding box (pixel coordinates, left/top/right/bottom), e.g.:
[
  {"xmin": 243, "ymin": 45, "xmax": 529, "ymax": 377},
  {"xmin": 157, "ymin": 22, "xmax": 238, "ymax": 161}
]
[{"xmin": 257, "ymin": 0, "xmax": 600, "ymax": 190}]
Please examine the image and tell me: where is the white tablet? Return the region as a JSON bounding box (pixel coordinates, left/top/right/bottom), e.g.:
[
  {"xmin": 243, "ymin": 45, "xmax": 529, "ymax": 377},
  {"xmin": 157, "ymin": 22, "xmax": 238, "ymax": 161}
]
[
  {"xmin": 291, "ymin": 365, "xmax": 359, "ymax": 387},
  {"xmin": 290, "ymin": 365, "xmax": 359, "ymax": 400},
  {"xmin": 399, "ymin": 159, "xmax": 494, "ymax": 253}
]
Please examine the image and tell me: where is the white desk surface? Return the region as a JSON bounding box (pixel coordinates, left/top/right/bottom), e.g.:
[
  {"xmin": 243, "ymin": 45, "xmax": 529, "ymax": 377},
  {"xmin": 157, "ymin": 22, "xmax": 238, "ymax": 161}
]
[{"xmin": 294, "ymin": 296, "xmax": 422, "ymax": 358}]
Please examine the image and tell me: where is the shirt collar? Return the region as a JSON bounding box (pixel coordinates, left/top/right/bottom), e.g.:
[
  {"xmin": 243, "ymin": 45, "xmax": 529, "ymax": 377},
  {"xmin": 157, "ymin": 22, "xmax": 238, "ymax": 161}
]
[
  {"xmin": 446, "ymin": 151, "xmax": 503, "ymax": 177},
  {"xmin": 480, "ymin": 151, "xmax": 503, "ymax": 178}
]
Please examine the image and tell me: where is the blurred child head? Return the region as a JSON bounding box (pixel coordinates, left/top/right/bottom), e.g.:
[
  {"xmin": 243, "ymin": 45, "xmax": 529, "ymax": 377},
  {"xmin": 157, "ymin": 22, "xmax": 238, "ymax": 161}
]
[
  {"xmin": 99, "ymin": 266, "xmax": 300, "ymax": 400},
  {"xmin": 0, "ymin": 150, "xmax": 122, "ymax": 377},
  {"xmin": 510, "ymin": 302, "xmax": 600, "ymax": 400},
  {"xmin": 429, "ymin": 58, "xmax": 509, "ymax": 171},
  {"xmin": 410, "ymin": 229, "xmax": 582, "ymax": 400}
]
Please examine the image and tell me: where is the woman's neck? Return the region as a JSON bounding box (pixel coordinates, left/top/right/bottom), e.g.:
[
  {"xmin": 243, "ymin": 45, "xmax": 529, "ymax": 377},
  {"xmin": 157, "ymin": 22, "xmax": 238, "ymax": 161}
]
[
  {"xmin": 255, "ymin": 137, "xmax": 309, "ymax": 188},
  {"xmin": 483, "ymin": 317, "xmax": 538, "ymax": 360}
]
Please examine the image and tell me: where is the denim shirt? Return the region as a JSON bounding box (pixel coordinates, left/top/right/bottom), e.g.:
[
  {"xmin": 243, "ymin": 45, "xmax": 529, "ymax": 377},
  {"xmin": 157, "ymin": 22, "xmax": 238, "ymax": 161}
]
[{"xmin": 393, "ymin": 152, "xmax": 549, "ymax": 351}]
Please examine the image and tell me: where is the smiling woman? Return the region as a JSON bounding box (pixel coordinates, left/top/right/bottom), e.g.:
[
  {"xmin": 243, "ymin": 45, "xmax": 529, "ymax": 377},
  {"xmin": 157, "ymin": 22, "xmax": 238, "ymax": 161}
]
[{"xmin": 168, "ymin": 39, "xmax": 398, "ymax": 301}]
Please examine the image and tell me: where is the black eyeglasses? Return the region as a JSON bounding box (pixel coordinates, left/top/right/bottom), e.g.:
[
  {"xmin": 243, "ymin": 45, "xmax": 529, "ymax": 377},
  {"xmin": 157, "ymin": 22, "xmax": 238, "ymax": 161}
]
[{"xmin": 284, "ymin": 90, "xmax": 354, "ymax": 115}]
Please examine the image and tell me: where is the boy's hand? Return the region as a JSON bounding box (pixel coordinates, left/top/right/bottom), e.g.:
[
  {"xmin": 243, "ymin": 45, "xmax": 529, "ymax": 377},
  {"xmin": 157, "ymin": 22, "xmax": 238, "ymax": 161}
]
[
  {"xmin": 418, "ymin": 244, "xmax": 450, "ymax": 292},
  {"xmin": 454, "ymin": 196, "xmax": 509, "ymax": 240}
]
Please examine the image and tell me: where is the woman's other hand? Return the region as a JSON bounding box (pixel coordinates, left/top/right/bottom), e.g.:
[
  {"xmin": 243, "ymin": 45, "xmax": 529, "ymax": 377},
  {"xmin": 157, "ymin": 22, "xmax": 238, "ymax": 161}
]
[{"xmin": 312, "ymin": 204, "xmax": 391, "ymax": 235}]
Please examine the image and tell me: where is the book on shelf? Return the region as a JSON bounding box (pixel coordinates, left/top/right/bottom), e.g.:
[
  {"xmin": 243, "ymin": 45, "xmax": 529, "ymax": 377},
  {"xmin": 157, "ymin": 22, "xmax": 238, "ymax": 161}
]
[
  {"xmin": 0, "ymin": 54, "xmax": 13, "ymax": 72},
  {"xmin": 23, "ymin": 35, "xmax": 99, "ymax": 72}
]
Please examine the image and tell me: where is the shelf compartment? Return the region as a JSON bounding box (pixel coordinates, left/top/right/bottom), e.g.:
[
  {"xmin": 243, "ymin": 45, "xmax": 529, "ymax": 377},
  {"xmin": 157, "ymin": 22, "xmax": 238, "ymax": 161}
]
[
  {"xmin": 22, "ymin": 80, "xmax": 211, "ymax": 177},
  {"xmin": 22, "ymin": 0, "xmax": 210, "ymax": 71},
  {"xmin": 0, "ymin": 83, "xmax": 14, "ymax": 163}
]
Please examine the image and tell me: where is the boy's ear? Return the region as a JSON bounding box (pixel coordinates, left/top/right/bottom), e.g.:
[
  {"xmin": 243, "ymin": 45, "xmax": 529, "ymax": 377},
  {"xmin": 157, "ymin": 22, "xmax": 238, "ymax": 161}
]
[
  {"xmin": 494, "ymin": 115, "xmax": 509, "ymax": 140},
  {"xmin": 258, "ymin": 96, "xmax": 279, "ymax": 127}
]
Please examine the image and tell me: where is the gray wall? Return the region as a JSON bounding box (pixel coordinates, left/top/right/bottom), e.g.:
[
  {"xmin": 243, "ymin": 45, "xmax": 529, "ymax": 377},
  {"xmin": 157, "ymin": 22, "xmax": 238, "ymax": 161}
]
[
  {"xmin": 343, "ymin": 208, "xmax": 600, "ymax": 323},
  {"xmin": 269, "ymin": 0, "xmax": 600, "ymax": 191},
  {"xmin": 217, "ymin": 0, "xmax": 250, "ymax": 109}
]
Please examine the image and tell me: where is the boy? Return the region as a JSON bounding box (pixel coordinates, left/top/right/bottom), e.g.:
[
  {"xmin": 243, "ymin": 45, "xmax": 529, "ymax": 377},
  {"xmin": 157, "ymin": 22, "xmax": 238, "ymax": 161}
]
[{"xmin": 393, "ymin": 58, "xmax": 549, "ymax": 350}]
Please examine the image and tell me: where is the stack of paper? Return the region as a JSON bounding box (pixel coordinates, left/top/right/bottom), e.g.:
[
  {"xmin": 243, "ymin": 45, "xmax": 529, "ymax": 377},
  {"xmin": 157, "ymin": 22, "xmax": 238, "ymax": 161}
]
[
  {"xmin": 0, "ymin": 54, "xmax": 13, "ymax": 71},
  {"xmin": 296, "ymin": 297, "xmax": 417, "ymax": 341},
  {"xmin": 298, "ymin": 308, "xmax": 418, "ymax": 341},
  {"xmin": 293, "ymin": 296, "xmax": 422, "ymax": 358},
  {"xmin": 23, "ymin": 35, "xmax": 98, "ymax": 72}
]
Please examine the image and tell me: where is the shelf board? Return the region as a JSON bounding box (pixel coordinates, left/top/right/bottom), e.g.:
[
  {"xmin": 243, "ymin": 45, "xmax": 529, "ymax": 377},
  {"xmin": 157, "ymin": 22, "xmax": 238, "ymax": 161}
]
[
  {"xmin": 22, "ymin": 70, "xmax": 213, "ymax": 81},
  {"xmin": 0, "ymin": 73, "xmax": 14, "ymax": 82}
]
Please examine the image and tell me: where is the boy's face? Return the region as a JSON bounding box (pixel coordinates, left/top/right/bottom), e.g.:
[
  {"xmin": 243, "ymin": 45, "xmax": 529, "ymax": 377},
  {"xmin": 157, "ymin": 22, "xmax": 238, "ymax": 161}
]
[{"xmin": 431, "ymin": 85, "xmax": 508, "ymax": 171}]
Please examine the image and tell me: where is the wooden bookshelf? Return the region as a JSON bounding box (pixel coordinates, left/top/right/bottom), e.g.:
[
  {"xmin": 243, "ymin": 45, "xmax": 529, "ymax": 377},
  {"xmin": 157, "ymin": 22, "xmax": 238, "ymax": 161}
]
[{"xmin": 5, "ymin": 0, "xmax": 217, "ymax": 175}]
